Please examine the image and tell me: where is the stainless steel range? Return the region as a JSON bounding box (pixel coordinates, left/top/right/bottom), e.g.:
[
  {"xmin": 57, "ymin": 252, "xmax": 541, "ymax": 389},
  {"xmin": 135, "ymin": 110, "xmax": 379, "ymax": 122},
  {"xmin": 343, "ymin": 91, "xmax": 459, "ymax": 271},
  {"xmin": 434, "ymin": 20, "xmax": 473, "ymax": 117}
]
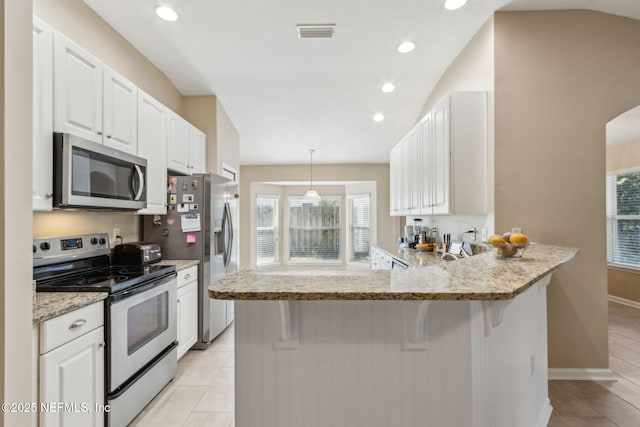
[{"xmin": 34, "ymin": 233, "xmax": 177, "ymax": 427}]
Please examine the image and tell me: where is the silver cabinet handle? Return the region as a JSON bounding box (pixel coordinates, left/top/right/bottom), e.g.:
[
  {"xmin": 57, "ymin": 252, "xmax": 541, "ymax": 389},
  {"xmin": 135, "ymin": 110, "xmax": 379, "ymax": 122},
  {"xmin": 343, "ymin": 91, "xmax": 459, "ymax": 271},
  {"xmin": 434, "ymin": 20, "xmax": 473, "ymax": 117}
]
[
  {"xmin": 177, "ymin": 299, "xmax": 181, "ymax": 303},
  {"xmin": 106, "ymin": 135, "xmax": 112, "ymax": 139},
  {"xmin": 97, "ymin": 342, "xmax": 105, "ymax": 348},
  {"xmin": 69, "ymin": 319, "xmax": 86, "ymax": 330},
  {"xmin": 45, "ymin": 193, "xmax": 53, "ymax": 199},
  {"xmin": 97, "ymin": 131, "xmax": 103, "ymax": 136},
  {"xmin": 184, "ymin": 273, "xmax": 191, "ymax": 280}
]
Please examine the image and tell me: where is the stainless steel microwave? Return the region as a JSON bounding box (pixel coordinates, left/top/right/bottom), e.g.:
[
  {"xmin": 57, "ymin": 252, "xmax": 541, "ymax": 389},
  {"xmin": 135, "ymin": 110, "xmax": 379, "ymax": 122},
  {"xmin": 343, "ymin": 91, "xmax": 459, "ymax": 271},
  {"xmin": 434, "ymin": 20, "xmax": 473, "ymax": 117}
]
[{"xmin": 53, "ymin": 133, "xmax": 147, "ymax": 210}]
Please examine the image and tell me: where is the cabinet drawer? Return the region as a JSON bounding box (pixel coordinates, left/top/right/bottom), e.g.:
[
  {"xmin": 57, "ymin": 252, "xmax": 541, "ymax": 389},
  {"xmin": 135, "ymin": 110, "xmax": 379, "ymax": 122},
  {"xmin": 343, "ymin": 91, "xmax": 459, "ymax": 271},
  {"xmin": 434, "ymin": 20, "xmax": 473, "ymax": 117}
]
[
  {"xmin": 40, "ymin": 301, "xmax": 104, "ymax": 354},
  {"xmin": 177, "ymin": 265, "xmax": 198, "ymax": 288}
]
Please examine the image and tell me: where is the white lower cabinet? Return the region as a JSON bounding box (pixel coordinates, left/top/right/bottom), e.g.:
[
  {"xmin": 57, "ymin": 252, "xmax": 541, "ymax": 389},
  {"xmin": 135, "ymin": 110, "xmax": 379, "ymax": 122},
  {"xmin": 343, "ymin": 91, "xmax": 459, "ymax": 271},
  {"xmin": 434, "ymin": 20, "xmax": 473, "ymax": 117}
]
[
  {"xmin": 39, "ymin": 302, "xmax": 105, "ymax": 427},
  {"xmin": 177, "ymin": 266, "xmax": 198, "ymax": 360}
]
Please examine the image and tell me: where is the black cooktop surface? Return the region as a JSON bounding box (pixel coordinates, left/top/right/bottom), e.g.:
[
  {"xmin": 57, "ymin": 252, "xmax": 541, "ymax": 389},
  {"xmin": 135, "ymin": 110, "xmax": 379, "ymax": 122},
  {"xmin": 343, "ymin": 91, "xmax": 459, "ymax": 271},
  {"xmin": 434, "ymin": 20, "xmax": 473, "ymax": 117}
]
[{"xmin": 36, "ymin": 263, "xmax": 176, "ymax": 294}]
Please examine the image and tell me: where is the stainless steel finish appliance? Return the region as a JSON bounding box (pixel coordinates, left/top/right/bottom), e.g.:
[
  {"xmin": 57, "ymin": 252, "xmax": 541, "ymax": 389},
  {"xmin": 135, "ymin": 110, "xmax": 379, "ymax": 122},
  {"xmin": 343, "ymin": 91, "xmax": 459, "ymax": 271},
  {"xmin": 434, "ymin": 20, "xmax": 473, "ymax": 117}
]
[
  {"xmin": 143, "ymin": 173, "xmax": 237, "ymax": 348},
  {"xmin": 53, "ymin": 132, "xmax": 147, "ymax": 210},
  {"xmin": 112, "ymin": 242, "xmax": 163, "ymax": 265},
  {"xmin": 33, "ymin": 233, "xmax": 177, "ymax": 427}
]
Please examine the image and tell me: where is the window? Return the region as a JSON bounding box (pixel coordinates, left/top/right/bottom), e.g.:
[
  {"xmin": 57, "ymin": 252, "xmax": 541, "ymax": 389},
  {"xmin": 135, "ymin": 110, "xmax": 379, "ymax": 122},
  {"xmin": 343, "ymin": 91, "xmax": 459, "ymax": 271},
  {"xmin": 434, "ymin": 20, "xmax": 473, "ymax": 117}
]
[
  {"xmin": 256, "ymin": 196, "xmax": 279, "ymax": 266},
  {"xmin": 289, "ymin": 197, "xmax": 341, "ymax": 263},
  {"xmin": 606, "ymin": 171, "xmax": 640, "ymax": 268},
  {"xmin": 348, "ymin": 194, "xmax": 370, "ymax": 263}
]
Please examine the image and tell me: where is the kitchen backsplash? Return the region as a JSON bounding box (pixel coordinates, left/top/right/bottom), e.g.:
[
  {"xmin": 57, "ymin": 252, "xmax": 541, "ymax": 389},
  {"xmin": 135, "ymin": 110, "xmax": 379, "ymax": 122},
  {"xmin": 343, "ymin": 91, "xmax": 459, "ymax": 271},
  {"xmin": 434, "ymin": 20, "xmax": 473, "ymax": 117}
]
[
  {"xmin": 33, "ymin": 211, "xmax": 140, "ymax": 246},
  {"xmin": 405, "ymin": 214, "xmax": 494, "ymax": 244}
]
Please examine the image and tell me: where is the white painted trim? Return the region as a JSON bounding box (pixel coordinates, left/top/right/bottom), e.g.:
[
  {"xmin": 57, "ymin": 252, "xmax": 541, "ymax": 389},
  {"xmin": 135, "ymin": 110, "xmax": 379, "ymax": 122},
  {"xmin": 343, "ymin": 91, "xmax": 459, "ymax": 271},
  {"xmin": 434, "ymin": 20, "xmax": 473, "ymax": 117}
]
[
  {"xmin": 548, "ymin": 368, "xmax": 615, "ymax": 381},
  {"xmin": 535, "ymin": 399, "xmax": 553, "ymax": 427},
  {"xmin": 608, "ymin": 294, "xmax": 640, "ymax": 310}
]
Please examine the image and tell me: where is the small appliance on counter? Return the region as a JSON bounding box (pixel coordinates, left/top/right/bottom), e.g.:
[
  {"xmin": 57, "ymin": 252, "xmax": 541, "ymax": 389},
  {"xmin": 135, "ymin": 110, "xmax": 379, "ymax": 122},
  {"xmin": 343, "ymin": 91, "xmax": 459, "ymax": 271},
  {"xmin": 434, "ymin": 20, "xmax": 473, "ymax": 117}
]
[{"xmin": 112, "ymin": 242, "xmax": 162, "ymax": 265}]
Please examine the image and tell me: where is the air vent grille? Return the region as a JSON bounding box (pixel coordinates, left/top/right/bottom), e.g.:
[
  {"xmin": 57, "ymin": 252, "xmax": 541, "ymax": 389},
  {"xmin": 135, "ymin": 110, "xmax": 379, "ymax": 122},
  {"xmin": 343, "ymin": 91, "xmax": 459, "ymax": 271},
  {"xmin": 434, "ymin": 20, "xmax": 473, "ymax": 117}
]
[{"xmin": 296, "ymin": 24, "xmax": 336, "ymax": 39}]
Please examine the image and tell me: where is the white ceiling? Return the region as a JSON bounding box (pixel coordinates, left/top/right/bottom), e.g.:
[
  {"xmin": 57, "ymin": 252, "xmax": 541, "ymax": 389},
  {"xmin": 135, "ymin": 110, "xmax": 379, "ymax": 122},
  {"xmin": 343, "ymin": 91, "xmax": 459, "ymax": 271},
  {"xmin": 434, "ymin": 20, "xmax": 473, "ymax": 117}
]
[{"xmin": 83, "ymin": 0, "xmax": 640, "ymax": 165}]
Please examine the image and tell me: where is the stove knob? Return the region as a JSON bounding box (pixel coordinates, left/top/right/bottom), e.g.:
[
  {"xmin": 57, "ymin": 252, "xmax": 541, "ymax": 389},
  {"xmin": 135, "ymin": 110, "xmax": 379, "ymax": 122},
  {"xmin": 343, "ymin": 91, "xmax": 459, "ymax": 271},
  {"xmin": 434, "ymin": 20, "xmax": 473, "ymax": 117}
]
[
  {"xmin": 40, "ymin": 242, "xmax": 50, "ymax": 251},
  {"xmin": 90, "ymin": 237, "xmax": 98, "ymax": 245},
  {"xmin": 33, "ymin": 244, "xmax": 36, "ymax": 253},
  {"xmin": 99, "ymin": 237, "xmax": 106, "ymax": 245}
]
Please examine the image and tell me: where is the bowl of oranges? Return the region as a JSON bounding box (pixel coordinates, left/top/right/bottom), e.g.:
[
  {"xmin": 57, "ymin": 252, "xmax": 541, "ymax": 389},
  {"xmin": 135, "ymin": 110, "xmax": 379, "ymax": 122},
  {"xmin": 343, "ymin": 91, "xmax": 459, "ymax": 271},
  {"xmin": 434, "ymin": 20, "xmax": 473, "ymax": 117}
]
[{"xmin": 488, "ymin": 232, "xmax": 529, "ymax": 259}]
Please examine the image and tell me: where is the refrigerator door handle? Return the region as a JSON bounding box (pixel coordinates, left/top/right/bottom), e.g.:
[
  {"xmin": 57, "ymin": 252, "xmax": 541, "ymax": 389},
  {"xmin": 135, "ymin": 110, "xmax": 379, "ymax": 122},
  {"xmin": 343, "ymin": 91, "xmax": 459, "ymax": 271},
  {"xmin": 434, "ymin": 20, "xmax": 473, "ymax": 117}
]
[
  {"xmin": 221, "ymin": 202, "xmax": 230, "ymax": 267},
  {"xmin": 225, "ymin": 202, "xmax": 234, "ymax": 268}
]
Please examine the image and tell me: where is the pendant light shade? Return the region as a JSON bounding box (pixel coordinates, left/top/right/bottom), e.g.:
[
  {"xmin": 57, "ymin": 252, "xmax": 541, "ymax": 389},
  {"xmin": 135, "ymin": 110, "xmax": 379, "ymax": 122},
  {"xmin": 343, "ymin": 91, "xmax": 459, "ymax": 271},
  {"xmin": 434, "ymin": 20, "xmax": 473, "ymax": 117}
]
[{"xmin": 305, "ymin": 149, "xmax": 321, "ymax": 201}]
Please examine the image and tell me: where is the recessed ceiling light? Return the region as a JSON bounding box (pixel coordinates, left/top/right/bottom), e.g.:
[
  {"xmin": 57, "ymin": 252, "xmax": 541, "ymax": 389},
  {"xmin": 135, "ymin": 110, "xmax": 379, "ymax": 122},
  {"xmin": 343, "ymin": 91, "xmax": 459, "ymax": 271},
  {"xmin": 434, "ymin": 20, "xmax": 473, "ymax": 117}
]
[
  {"xmin": 373, "ymin": 113, "xmax": 385, "ymax": 122},
  {"xmin": 444, "ymin": 0, "xmax": 467, "ymax": 11},
  {"xmin": 155, "ymin": 5, "xmax": 178, "ymax": 22},
  {"xmin": 397, "ymin": 41, "xmax": 416, "ymax": 53},
  {"xmin": 381, "ymin": 83, "xmax": 396, "ymax": 93}
]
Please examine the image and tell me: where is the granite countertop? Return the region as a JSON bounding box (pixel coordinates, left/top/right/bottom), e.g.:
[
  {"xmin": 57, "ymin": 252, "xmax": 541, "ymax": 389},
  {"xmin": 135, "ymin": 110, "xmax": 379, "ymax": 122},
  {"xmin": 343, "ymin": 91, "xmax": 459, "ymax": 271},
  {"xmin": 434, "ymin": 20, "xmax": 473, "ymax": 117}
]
[
  {"xmin": 156, "ymin": 259, "xmax": 200, "ymax": 271},
  {"xmin": 34, "ymin": 292, "xmax": 108, "ymax": 325},
  {"xmin": 209, "ymin": 243, "xmax": 579, "ymax": 301}
]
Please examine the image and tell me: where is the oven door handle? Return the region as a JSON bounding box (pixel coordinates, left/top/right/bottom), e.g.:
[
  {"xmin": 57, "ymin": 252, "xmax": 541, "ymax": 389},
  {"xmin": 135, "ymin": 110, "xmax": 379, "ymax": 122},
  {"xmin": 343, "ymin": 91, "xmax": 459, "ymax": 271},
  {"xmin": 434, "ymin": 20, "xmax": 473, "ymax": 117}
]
[{"xmin": 109, "ymin": 272, "xmax": 176, "ymax": 303}]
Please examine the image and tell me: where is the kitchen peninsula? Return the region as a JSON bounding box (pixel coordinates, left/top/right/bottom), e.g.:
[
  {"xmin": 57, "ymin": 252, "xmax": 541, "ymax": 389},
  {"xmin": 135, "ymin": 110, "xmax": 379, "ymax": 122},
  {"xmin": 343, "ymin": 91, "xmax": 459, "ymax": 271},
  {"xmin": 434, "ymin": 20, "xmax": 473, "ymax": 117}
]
[{"xmin": 210, "ymin": 244, "xmax": 578, "ymax": 427}]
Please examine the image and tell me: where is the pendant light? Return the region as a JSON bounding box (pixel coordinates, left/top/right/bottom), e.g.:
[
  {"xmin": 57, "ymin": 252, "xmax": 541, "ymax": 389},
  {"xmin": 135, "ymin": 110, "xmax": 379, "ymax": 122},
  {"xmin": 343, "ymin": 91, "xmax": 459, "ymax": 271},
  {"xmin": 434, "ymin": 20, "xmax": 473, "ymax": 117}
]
[{"xmin": 304, "ymin": 149, "xmax": 321, "ymax": 201}]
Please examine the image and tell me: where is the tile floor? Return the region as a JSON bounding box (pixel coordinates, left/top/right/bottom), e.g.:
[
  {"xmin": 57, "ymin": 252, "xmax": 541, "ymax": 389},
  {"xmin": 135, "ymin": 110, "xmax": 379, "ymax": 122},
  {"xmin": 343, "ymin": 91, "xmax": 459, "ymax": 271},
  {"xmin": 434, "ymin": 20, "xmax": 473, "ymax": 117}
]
[{"xmin": 130, "ymin": 325, "xmax": 235, "ymax": 427}]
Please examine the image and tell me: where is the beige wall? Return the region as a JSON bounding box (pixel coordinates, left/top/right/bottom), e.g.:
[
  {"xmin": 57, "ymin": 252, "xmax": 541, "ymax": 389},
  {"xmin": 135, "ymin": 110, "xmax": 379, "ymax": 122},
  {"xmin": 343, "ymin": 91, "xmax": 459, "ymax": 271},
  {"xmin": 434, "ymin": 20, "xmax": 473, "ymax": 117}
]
[
  {"xmin": 182, "ymin": 95, "xmax": 218, "ymax": 173},
  {"xmin": 34, "ymin": 0, "xmax": 182, "ymax": 112},
  {"xmin": 216, "ymin": 99, "xmax": 240, "ymax": 175},
  {"xmin": 1, "ymin": 0, "xmax": 34, "ymax": 424},
  {"xmin": 606, "ymin": 140, "xmax": 640, "ymax": 302},
  {"xmin": 240, "ymin": 164, "xmax": 398, "ymax": 270},
  {"xmin": 607, "ymin": 139, "xmax": 640, "ymax": 172},
  {"xmin": 493, "ymin": 10, "xmax": 640, "ymax": 370}
]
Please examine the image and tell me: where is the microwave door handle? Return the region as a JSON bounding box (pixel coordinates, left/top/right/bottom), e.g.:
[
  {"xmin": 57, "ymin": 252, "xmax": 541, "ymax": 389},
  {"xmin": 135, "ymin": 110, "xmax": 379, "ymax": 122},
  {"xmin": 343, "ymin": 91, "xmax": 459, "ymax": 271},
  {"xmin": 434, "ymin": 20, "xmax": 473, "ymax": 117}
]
[{"xmin": 132, "ymin": 165, "xmax": 145, "ymax": 201}]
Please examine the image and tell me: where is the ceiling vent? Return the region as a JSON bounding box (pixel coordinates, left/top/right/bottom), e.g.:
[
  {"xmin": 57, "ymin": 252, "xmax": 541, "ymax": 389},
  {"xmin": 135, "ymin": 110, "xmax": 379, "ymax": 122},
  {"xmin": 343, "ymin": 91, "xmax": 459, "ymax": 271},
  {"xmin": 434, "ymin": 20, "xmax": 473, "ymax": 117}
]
[{"xmin": 296, "ymin": 24, "xmax": 336, "ymax": 39}]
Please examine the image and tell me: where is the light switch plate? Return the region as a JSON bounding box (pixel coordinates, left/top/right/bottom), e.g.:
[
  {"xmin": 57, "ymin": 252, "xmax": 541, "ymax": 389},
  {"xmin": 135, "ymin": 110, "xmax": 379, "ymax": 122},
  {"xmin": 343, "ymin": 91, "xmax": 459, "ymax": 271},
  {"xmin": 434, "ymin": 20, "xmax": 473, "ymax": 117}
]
[{"xmin": 511, "ymin": 227, "xmax": 522, "ymax": 234}]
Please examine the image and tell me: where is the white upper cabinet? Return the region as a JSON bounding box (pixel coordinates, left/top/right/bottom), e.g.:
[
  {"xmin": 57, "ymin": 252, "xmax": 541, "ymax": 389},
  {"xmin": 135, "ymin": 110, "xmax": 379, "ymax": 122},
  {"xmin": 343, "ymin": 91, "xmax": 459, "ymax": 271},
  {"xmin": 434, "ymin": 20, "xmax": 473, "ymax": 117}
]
[
  {"xmin": 53, "ymin": 33, "xmax": 138, "ymax": 154},
  {"xmin": 390, "ymin": 91, "xmax": 489, "ymax": 216},
  {"xmin": 168, "ymin": 112, "xmax": 207, "ymax": 175},
  {"xmin": 33, "ymin": 17, "xmax": 54, "ymax": 212},
  {"xmin": 137, "ymin": 91, "xmax": 168, "ymax": 215},
  {"xmin": 103, "ymin": 67, "xmax": 138, "ymax": 154},
  {"xmin": 167, "ymin": 112, "xmax": 190, "ymax": 174},
  {"xmin": 53, "ymin": 32, "xmax": 103, "ymax": 143},
  {"xmin": 189, "ymin": 126, "xmax": 207, "ymax": 174}
]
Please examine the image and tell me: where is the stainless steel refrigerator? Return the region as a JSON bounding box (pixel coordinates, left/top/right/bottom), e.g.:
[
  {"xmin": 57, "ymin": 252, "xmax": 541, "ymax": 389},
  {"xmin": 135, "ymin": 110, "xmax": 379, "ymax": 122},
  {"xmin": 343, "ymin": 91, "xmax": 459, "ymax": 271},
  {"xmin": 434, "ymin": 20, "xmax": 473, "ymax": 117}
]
[{"xmin": 143, "ymin": 173, "xmax": 237, "ymax": 348}]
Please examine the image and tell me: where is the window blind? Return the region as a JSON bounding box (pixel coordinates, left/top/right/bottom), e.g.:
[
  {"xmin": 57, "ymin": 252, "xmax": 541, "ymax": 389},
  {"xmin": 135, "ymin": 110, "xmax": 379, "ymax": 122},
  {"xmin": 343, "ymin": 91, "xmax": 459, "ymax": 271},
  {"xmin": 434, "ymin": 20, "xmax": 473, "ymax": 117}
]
[
  {"xmin": 606, "ymin": 171, "xmax": 640, "ymax": 267},
  {"xmin": 349, "ymin": 194, "xmax": 370, "ymax": 263},
  {"xmin": 289, "ymin": 197, "xmax": 341, "ymax": 262},
  {"xmin": 256, "ymin": 196, "xmax": 279, "ymax": 266}
]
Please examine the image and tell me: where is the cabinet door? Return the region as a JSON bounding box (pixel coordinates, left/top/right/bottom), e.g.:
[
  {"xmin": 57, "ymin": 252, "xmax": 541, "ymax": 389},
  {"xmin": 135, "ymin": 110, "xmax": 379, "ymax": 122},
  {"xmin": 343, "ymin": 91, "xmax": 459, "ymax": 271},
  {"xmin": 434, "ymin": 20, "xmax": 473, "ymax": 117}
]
[
  {"xmin": 431, "ymin": 97, "xmax": 451, "ymax": 215},
  {"xmin": 33, "ymin": 17, "xmax": 54, "ymax": 212},
  {"xmin": 189, "ymin": 126, "xmax": 207, "ymax": 174},
  {"xmin": 419, "ymin": 113, "xmax": 433, "ymax": 214},
  {"xmin": 389, "ymin": 145, "xmax": 401, "ymax": 216},
  {"xmin": 103, "ymin": 67, "xmax": 137, "ymax": 154},
  {"xmin": 167, "ymin": 112, "xmax": 190, "ymax": 174},
  {"xmin": 40, "ymin": 327, "xmax": 104, "ymax": 427},
  {"xmin": 177, "ymin": 280, "xmax": 198, "ymax": 360},
  {"xmin": 408, "ymin": 128, "xmax": 421, "ymax": 215},
  {"xmin": 137, "ymin": 91, "xmax": 167, "ymax": 215},
  {"xmin": 53, "ymin": 33, "xmax": 103, "ymax": 143}
]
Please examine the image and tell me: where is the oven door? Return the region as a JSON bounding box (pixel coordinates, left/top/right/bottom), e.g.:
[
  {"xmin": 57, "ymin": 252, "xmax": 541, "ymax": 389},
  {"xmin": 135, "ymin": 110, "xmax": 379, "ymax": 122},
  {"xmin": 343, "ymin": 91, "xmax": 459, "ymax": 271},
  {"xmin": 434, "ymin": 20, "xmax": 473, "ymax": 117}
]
[{"xmin": 108, "ymin": 274, "xmax": 176, "ymax": 391}]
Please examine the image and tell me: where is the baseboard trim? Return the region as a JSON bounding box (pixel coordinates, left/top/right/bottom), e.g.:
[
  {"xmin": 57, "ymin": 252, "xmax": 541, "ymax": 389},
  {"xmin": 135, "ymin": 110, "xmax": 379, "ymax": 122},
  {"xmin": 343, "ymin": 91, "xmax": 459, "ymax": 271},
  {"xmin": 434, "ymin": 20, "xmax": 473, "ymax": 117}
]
[
  {"xmin": 608, "ymin": 295, "xmax": 640, "ymax": 310},
  {"xmin": 535, "ymin": 399, "xmax": 553, "ymax": 427},
  {"xmin": 548, "ymin": 368, "xmax": 616, "ymax": 381}
]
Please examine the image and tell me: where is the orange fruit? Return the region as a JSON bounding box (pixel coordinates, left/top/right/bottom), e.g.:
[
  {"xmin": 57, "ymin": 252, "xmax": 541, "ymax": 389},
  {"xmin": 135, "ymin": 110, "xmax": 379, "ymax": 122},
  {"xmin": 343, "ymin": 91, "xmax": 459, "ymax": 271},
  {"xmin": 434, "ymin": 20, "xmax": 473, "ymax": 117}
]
[
  {"xmin": 510, "ymin": 233, "xmax": 528, "ymax": 246},
  {"xmin": 488, "ymin": 235, "xmax": 506, "ymax": 247}
]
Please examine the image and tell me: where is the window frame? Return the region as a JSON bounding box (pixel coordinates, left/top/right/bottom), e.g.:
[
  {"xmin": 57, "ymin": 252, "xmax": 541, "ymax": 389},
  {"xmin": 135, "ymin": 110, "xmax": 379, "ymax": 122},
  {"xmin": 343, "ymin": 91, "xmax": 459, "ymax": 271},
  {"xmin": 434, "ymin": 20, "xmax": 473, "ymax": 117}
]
[
  {"xmin": 347, "ymin": 193, "xmax": 371, "ymax": 265},
  {"xmin": 287, "ymin": 195, "xmax": 342, "ymax": 264},
  {"xmin": 255, "ymin": 195, "xmax": 280, "ymax": 267},
  {"xmin": 606, "ymin": 168, "xmax": 640, "ymax": 272}
]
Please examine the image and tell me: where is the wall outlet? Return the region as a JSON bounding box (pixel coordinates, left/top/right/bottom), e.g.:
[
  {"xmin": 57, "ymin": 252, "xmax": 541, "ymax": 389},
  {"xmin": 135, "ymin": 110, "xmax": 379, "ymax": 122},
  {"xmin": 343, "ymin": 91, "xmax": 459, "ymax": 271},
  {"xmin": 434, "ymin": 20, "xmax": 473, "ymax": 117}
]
[
  {"xmin": 113, "ymin": 227, "xmax": 121, "ymax": 242},
  {"xmin": 511, "ymin": 227, "xmax": 522, "ymax": 234},
  {"xmin": 481, "ymin": 228, "xmax": 487, "ymax": 241}
]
